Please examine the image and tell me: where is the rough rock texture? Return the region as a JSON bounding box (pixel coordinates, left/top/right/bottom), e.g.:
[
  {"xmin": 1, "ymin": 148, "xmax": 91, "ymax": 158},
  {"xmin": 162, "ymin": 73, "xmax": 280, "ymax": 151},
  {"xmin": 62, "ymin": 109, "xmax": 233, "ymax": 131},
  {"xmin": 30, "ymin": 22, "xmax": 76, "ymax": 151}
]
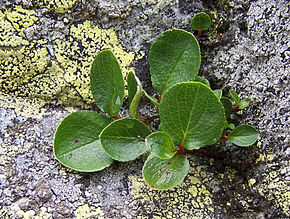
[{"xmin": 0, "ymin": 0, "xmax": 289, "ymax": 218}]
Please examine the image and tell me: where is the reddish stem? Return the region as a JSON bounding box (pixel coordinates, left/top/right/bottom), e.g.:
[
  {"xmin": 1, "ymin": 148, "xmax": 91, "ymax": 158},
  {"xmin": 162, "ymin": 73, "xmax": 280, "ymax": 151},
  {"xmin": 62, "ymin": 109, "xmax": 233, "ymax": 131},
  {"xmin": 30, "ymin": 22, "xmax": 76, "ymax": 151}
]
[
  {"xmin": 220, "ymin": 135, "xmax": 228, "ymax": 141},
  {"xmin": 157, "ymin": 94, "xmax": 162, "ymax": 103},
  {"xmin": 113, "ymin": 114, "xmax": 122, "ymax": 120}
]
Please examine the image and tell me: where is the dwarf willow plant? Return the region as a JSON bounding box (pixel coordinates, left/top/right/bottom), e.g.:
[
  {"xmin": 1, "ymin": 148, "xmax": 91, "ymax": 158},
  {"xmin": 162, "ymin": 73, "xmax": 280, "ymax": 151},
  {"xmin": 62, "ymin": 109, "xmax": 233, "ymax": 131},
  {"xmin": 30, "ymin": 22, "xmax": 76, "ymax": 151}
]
[{"xmin": 54, "ymin": 17, "xmax": 258, "ymax": 190}]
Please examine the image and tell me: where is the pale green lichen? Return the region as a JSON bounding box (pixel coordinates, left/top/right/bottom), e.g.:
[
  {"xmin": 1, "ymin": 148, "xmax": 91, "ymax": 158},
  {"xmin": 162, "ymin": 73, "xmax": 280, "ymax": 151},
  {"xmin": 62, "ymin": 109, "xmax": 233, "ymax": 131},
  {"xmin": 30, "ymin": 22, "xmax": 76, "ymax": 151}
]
[
  {"xmin": 32, "ymin": 0, "xmax": 77, "ymax": 13},
  {"xmin": 0, "ymin": 6, "xmax": 135, "ymax": 118},
  {"xmin": 74, "ymin": 204, "xmax": 105, "ymax": 219}
]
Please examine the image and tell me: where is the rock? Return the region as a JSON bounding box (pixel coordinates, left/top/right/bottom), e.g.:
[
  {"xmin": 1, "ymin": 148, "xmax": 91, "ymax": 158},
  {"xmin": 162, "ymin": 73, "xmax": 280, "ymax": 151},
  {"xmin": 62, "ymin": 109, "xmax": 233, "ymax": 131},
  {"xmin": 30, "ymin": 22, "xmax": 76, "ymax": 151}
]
[{"xmin": 0, "ymin": 0, "xmax": 289, "ymax": 218}]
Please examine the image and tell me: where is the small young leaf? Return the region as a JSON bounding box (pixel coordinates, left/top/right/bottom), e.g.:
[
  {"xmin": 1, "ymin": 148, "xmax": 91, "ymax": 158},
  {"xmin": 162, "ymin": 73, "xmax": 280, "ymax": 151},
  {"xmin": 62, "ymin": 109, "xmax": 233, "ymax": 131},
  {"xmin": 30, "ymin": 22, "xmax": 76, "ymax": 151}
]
[
  {"xmin": 100, "ymin": 118, "xmax": 151, "ymax": 162},
  {"xmin": 143, "ymin": 90, "xmax": 159, "ymax": 107},
  {"xmin": 228, "ymin": 124, "xmax": 259, "ymax": 147},
  {"xmin": 129, "ymin": 78, "xmax": 143, "ymax": 119},
  {"xmin": 146, "ymin": 131, "xmax": 177, "ymax": 159},
  {"xmin": 229, "ymin": 89, "xmax": 240, "ymax": 105},
  {"xmin": 159, "ymin": 82, "xmax": 225, "ymax": 150},
  {"xmin": 149, "ymin": 29, "xmax": 201, "ymax": 95},
  {"xmin": 127, "ymin": 71, "xmax": 138, "ymax": 104},
  {"xmin": 228, "ymin": 123, "xmax": 235, "ymax": 130},
  {"xmin": 239, "ymin": 98, "xmax": 251, "ymax": 110},
  {"xmin": 190, "ymin": 12, "xmax": 212, "ymax": 31},
  {"xmin": 220, "ymin": 97, "xmax": 232, "ymax": 119},
  {"xmin": 90, "ymin": 50, "xmax": 125, "ymax": 117},
  {"xmin": 54, "ymin": 111, "xmax": 113, "ymax": 172},
  {"xmin": 213, "ymin": 89, "xmax": 222, "ymax": 100},
  {"xmin": 193, "ymin": 76, "xmax": 210, "ymax": 87},
  {"xmin": 143, "ymin": 154, "xmax": 189, "ymax": 190}
]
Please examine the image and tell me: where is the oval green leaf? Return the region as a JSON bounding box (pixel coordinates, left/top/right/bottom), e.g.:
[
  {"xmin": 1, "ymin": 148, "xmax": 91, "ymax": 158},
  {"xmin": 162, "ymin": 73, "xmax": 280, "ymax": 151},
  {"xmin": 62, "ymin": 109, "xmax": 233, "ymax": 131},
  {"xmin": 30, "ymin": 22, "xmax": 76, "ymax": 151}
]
[
  {"xmin": 190, "ymin": 12, "xmax": 212, "ymax": 31},
  {"xmin": 228, "ymin": 124, "xmax": 259, "ymax": 147},
  {"xmin": 159, "ymin": 82, "xmax": 225, "ymax": 150},
  {"xmin": 143, "ymin": 154, "xmax": 189, "ymax": 190},
  {"xmin": 90, "ymin": 50, "xmax": 125, "ymax": 117},
  {"xmin": 239, "ymin": 98, "xmax": 251, "ymax": 110},
  {"xmin": 149, "ymin": 29, "xmax": 201, "ymax": 95},
  {"xmin": 100, "ymin": 118, "xmax": 151, "ymax": 162},
  {"xmin": 221, "ymin": 97, "xmax": 232, "ymax": 120},
  {"xmin": 229, "ymin": 89, "xmax": 240, "ymax": 105},
  {"xmin": 127, "ymin": 71, "xmax": 137, "ymax": 104},
  {"xmin": 54, "ymin": 111, "xmax": 113, "ymax": 172},
  {"xmin": 146, "ymin": 131, "xmax": 177, "ymax": 159}
]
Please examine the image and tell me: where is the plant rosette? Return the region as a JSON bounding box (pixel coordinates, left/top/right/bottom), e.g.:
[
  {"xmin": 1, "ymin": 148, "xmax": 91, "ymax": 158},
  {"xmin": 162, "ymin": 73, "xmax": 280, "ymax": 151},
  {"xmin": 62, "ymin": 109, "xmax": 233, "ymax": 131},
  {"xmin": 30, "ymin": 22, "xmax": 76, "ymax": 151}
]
[{"xmin": 53, "ymin": 13, "xmax": 259, "ymax": 190}]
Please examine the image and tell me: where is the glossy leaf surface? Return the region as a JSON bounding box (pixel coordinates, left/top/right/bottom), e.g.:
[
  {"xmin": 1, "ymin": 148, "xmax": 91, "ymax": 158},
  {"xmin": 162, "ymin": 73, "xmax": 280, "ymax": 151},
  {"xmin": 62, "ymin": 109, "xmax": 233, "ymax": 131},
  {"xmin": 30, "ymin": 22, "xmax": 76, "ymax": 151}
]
[
  {"xmin": 143, "ymin": 154, "xmax": 189, "ymax": 190},
  {"xmin": 127, "ymin": 71, "xmax": 137, "ymax": 104},
  {"xmin": 146, "ymin": 131, "xmax": 176, "ymax": 159},
  {"xmin": 129, "ymin": 77, "xmax": 142, "ymax": 119},
  {"xmin": 229, "ymin": 89, "xmax": 240, "ymax": 105},
  {"xmin": 220, "ymin": 97, "xmax": 232, "ymax": 119},
  {"xmin": 228, "ymin": 124, "xmax": 259, "ymax": 147},
  {"xmin": 159, "ymin": 82, "xmax": 225, "ymax": 150},
  {"xmin": 100, "ymin": 118, "xmax": 151, "ymax": 161},
  {"xmin": 190, "ymin": 12, "xmax": 212, "ymax": 31},
  {"xmin": 149, "ymin": 29, "xmax": 201, "ymax": 95},
  {"xmin": 90, "ymin": 50, "xmax": 125, "ymax": 117},
  {"xmin": 239, "ymin": 98, "xmax": 251, "ymax": 110},
  {"xmin": 54, "ymin": 111, "xmax": 113, "ymax": 172}
]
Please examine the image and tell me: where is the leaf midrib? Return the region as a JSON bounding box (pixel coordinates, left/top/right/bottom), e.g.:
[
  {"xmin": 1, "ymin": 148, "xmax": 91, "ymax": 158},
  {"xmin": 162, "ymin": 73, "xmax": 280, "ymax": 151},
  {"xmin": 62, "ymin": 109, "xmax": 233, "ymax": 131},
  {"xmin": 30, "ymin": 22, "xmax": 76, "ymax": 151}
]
[
  {"xmin": 161, "ymin": 39, "xmax": 191, "ymax": 95},
  {"xmin": 58, "ymin": 139, "xmax": 98, "ymax": 156},
  {"xmin": 181, "ymin": 84, "xmax": 201, "ymax": 143}
]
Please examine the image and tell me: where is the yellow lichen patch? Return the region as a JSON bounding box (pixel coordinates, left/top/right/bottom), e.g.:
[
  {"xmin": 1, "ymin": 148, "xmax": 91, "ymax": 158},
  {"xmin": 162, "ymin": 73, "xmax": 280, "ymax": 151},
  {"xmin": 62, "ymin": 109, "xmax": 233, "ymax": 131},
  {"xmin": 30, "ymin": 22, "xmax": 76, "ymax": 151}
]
[
  {"xmin": 257, "ymin": 169, "xmax": 290, "ymax": 216},
  {"xmin": 4, "ymin": 5, "xmax": 38, "ymax": 37},
  {"xmin": 56, "ymin": 20, "xmax": 135, "ymax": 103},
  {"xmin": 1, "ymin": 5, "xmax": 135, "ymax": 118},
  {"xmin": 248, "ymin": 179, "xmax": 256, "ymax": 188},
  {"xmin": 129, "ymin": 160, "xmax": 214, "ymax": 218},
  {"xmin": 74, "ymin": 204, "xmax": 104, "ymax": 219},
  {"xmin": 255, "ymin": 152, "xmax": 274, "ymax": 163},
  {"xmin": 32, "ymin": 0, "xmax": 77, "ymax": 13}
]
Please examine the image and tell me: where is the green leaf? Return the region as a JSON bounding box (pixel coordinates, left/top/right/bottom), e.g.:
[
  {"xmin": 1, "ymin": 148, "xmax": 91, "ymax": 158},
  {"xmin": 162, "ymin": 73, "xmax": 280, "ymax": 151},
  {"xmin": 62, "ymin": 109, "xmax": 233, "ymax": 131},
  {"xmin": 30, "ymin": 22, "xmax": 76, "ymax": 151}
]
[
  {"xmin": 228, "ymin": 123, "xmax": 235, "ymax": 130},
  {"xmin": 127, "ymin": 71, "xmax": 137, "ymax": 104},
  {"xmin": 146, "ymin": 131, "xmax": 177, "ymax": 159},
  {"xmin": 143, "ymin": 90, "xmax": 159, "ymax": 107},
  {"xmin": 229, "ymin": 89, "xmax": 240, "ymax": 105},
  {"xmin": 143, "ymin": 154, "xmax": 189, "ymax": 190},
  {"xmin": 159, "ymin": 82, "xmax": 225, "ymax": 150},
  {"xmin": 90, "ymin": 50, "xmax": 125, "ymax": 117},
  {"xmin": 190, "ymin": 12, "xmax": 212, "ymax": 31},
  {"xmin": 129, "ymin": 78, "xmax": 143, "ymax": 119},
  {"xmin": 54, "ymin": 111, "xmax": 113, "ymax": 172},
  {"xmin": 239, "ymin": 98, "xmax": 251, "ymax": 110},
  {"xmin": 149, "ymin": 29, "xmax": 201, "ymax": 95},
  {"xmin": 228, "ymin": 124, "xmax": 259, "ymax": 147},
  {"xmin": 193, "ymin": 76, "xmax": 210, "ymax": 87},
  {"xmin": 220, "ymin": 97, "xmax": 232, "ymax": 120},
  {"xmin": 213, "ymin": 89, "xmax": 222, "ymax": 100},
  {"xmin": 100, "ymin": 118, "xmax": 151, "ymax": 161}
]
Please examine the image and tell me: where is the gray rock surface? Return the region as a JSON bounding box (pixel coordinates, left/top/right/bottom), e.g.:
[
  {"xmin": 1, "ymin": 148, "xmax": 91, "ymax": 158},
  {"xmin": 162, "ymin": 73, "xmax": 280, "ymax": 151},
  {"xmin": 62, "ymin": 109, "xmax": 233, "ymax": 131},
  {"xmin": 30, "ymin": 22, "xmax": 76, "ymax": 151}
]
[{"xmin": 0, "ymin": 0, "xmax": 289, "ymax": 218}]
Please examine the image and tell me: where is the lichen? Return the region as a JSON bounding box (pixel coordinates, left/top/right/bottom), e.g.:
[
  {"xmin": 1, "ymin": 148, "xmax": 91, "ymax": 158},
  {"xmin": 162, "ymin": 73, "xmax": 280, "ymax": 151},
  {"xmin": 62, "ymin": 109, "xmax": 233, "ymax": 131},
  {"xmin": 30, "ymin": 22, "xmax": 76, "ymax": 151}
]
[
  {"xmin": 129, "ymin": 159, "xmax": 215, "ymax": 218},
  {"xmin": 0, "ymin": 5, "xmax": 135, "ymax": 118},
  {"xmin": 74, "ymin": 204, "xmax": 104, "ymax": 219}
]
